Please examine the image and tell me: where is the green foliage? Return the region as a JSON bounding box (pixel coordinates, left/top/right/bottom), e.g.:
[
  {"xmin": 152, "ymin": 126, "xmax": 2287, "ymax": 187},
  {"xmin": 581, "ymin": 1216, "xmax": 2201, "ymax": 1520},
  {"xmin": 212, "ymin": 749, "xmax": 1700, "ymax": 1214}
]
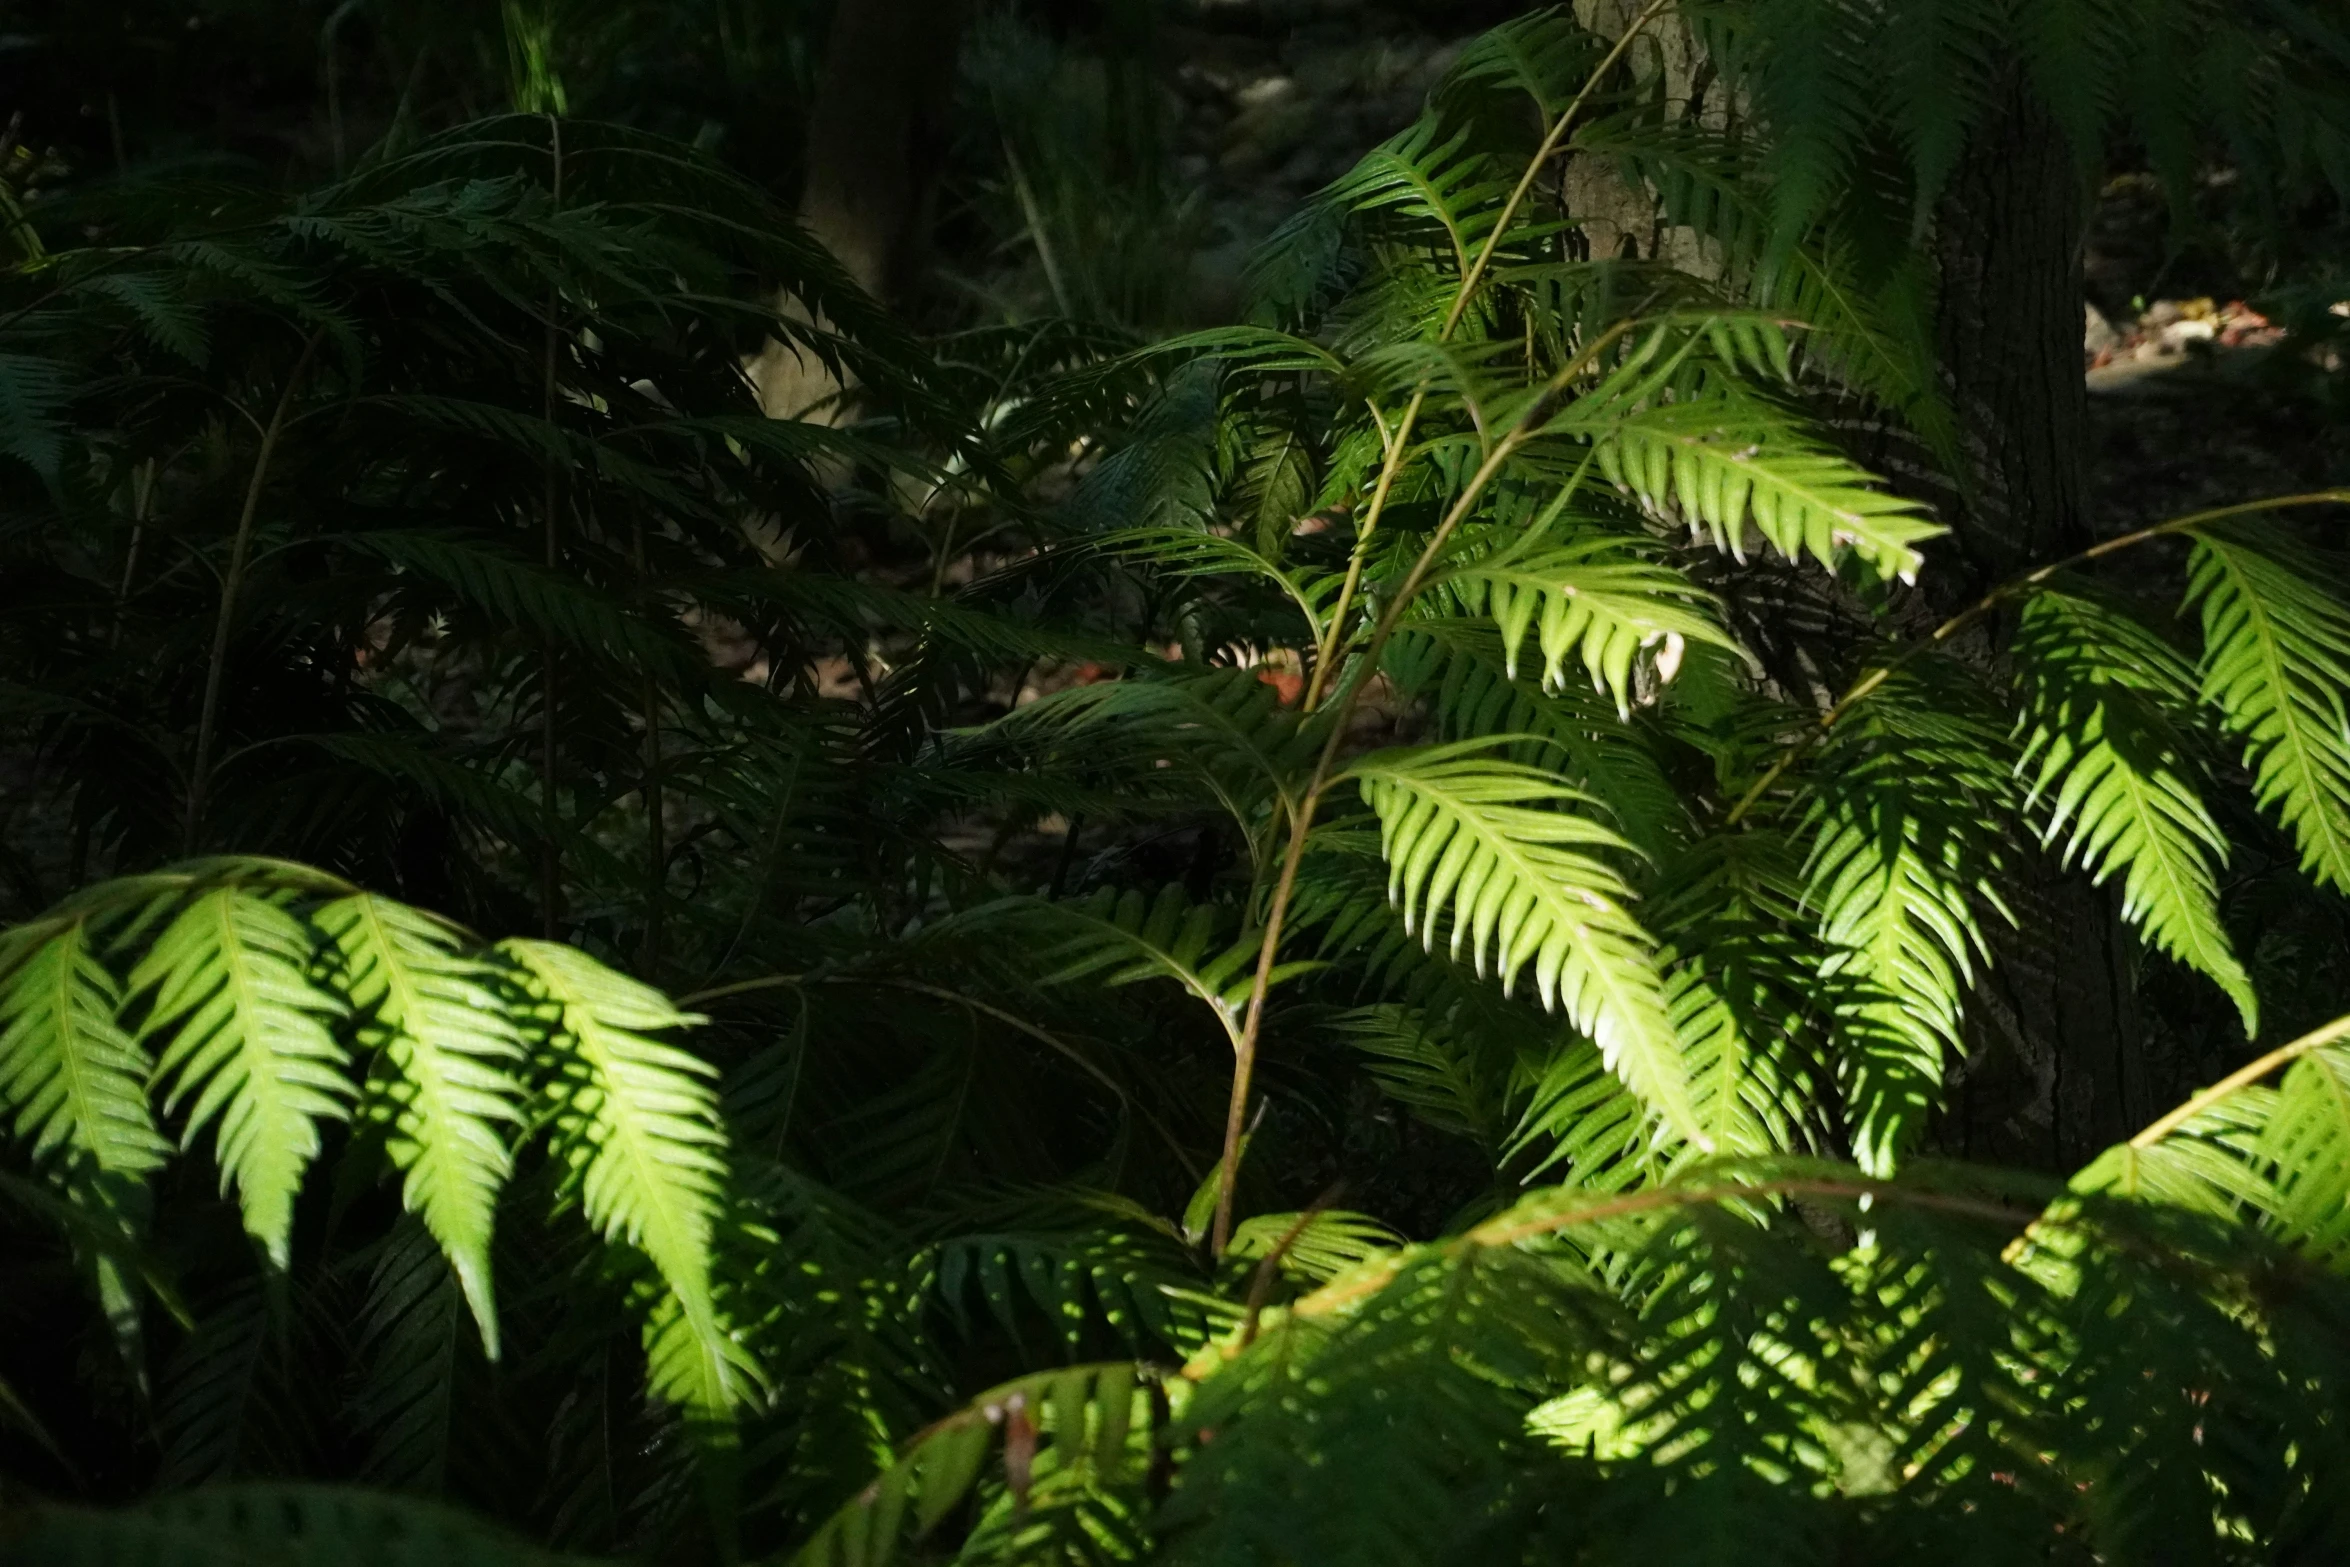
[
  {"xmin": 6, "ymin": 4, "xmax": 2350, "ymax": 1564},
  {"xmin": 0, "ymin": 860, "xmax": 747, "ymax": 1425}
]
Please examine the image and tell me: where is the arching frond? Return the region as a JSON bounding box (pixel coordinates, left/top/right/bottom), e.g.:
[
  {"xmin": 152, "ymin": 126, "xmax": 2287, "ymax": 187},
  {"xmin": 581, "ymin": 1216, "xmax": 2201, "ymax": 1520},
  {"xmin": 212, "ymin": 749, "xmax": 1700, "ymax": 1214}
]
[
  {"xmin": 1589, "ymin": 394, "xmax": 1943, "ymax": 582},
  {"xmin": 316, "ymin": 895, "xmax": 525, "ymax": 1351},
  {"xmin": 1344, "ymin": 742, "xmax": 1701, "ymax": 1146},
  {"xmin": 0, "ymin": 917, "xmax": 167, "ymax": 1183},
  {"xmin": 2186, "ymin": 522, "xmax": 2350, "ymax": 895},
  {"xmin": 1802, "ymin": 670, "xmax": 2012, "ymax": 1173},
  {"xmin": 2013, "ymin": 588, "xmax": 2254, "ymax": 1033},
  {"xmin": 1435, "ymin": 535, "xmax": 1746, "ymax": 717},
  {"xmin": 499, "ymin": 939, "xmax": 753, "ymax": 1415},
  {"xmin": 133, "ymin": 890, "xmax": 352, "ymax": 1269}
]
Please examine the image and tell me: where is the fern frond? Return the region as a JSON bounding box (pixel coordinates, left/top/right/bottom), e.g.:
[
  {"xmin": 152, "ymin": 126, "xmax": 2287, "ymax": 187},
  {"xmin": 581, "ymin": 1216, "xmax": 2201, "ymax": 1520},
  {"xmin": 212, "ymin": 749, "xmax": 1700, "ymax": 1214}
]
[
  {"xmin": 316, "ymin": 895, "xmax": 525, "ymax": 1351},
  {"xmin": 792, "ymin": 1362, "xmax": 1155, "ymax": 1567},
  {"xmin": 0, "ymin": 917, "xmax": 167, "ymax": 1182},
  {"xmin": 2186, "ymin": 522, "xmax": 2350, "ymax": 894},
  {"xmin": 499, "ymin": 939, "xmax": 754, "ymax": 1414},
  {"xmin": 989, "ymin": 888, "xmax": 1306, "ymax": 1048},
  {"xmin": 1436, "ymin": 535, "xmax": 1746, "ymax": 717},
  {"xmin": 1226, "ymin": 1210, "xmax": 1402, "ymax": 1284},
  {"xmin": 350, "ymin": 1219, "xmax": 465, "ymax": 1492},
  {"xmin": 1586, "ymin": 394, "xmax": 1942, "ymax": 582},
  {"xmin": 133, "ymin": 890, "xmax": 352, "ymax": 1268},
  {"xmin": 1344, "ymin": 742, "xmax": 1702, "ymax": 1146},
  {"xmin": 1803, "ymin": 671, "xmax": 2012, "ymax": 1173},
  {"xmin": 2013, "ymin": 588, "xmax": 2254, "ymax": 1033}
]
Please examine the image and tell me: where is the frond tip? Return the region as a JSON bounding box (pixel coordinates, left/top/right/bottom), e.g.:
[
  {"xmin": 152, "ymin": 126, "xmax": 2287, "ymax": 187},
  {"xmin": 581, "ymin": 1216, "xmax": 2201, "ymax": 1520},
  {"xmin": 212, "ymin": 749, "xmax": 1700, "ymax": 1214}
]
[{"xmin": 1344, "ymin": 742, "xmax": 1704, "ymax": 1147}]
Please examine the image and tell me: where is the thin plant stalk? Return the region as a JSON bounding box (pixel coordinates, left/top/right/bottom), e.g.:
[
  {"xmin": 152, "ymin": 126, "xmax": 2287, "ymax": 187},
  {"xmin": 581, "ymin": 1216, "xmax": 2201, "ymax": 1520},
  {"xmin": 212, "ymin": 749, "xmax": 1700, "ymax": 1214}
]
[
  {"xmin": 182, "ymin": 329, "xmax": 327, "ymax": 854},
  {"xmin": 538, "ymin": 113, "xmax": 565, "ymax": 938},
  {"xmin": 1209, "ymin": 4, "xmax": 1680, "ymax": 1251}
]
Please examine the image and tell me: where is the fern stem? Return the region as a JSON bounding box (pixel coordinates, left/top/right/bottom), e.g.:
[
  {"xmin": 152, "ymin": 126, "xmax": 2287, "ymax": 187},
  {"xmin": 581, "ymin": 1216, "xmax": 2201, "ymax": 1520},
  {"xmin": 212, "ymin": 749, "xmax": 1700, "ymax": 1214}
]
[
  {"xmin": 537, "ymin": 113, "xmax": 565, "ymax": 940},
  {"xmin": 1303, "ymin": 7, "xmax": 1670, "ymax": 712},
  {"xmin": 1213, "ymin": 422, "xmax": 1538, "ymax": 1253},
  {"xmin": 2129, "ymin": 1010, "xmax": 2350, "ymax": 1149},
  {"xmin": 1724, "ymin": 489, "xmax": 2350, "ymax": 827},
  {"xmin": 1303, "ymin": 388, "xmax": 1425, "ymax": 711},
  {"xmin": 1439, "ymin": 0, "xmax": 1678, "ymax": 342},
  {"xmin": 182, "ymin": 328, "xmax": 328, "ymax": 855}
]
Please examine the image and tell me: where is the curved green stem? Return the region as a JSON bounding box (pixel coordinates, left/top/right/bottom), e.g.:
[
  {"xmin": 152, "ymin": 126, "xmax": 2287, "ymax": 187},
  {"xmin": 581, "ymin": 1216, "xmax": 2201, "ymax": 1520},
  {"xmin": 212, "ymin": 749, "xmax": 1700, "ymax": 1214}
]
[{"xmin": 2130, "ymin": 1010, "xmax": 2350, "ymax": 1150}]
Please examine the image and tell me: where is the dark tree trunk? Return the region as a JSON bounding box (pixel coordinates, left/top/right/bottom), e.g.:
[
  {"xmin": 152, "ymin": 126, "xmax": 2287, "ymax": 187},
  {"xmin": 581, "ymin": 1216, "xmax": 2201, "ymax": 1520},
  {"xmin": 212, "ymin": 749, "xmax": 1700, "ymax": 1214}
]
[
  {"xmin": 1927, "ymin": 82, "xmax": 2151, "ymax": 1168},
  {"xmin": 753, "ymin": 0, "xmax": 966, "ymax": 418},
  {"xmin": 796, "ymin": 0, "xmax": 967, "ymax": 302}
]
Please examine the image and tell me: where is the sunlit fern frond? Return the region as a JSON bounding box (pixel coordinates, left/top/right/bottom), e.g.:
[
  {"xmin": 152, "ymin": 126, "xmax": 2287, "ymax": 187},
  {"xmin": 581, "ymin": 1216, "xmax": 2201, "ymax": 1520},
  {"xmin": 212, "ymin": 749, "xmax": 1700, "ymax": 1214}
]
[
  {"xmin": 2185, "ymin": 520, "xmax": 2350, "ymax": 895},
  {"xmin": 133, "ymin": 889, "xmax": 352, "ymax": 1269},
  {"xmin": 1433, "ymin": 531, "xmax": 1747, "ymax": 718},
  {"xmin": 316, "ymin": 894, "xmax": 525, "ymax": 1351},
  {"xmin": 1583, "ymin": 392, "xmax": 1943, "ymax": 583},
  {"xmin": 1344, "ymin": 742, "xmax": 1702, "ymax": 1146},
  {"xmin": 2013, "ymin": 586, "xmax": 2255, "ymax": 1033},
  {"xmin": 1802, "ymin": 668, "xmax": 2014, "ymax": 1173},
  {"xmin": 499, "ymin": 939, "xmax": 755, "ymax": 1416}
]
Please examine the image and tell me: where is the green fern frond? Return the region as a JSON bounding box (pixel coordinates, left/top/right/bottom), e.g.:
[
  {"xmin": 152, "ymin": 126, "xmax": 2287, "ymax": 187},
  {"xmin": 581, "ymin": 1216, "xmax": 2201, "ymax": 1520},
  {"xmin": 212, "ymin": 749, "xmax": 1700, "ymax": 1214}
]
[
  {"xmin": 0, "ymin": 352, "xmax": 75, "ymax": 476},
  {"xmin": 1803, "ymin": 673, "xmax": 2013, "ymax": 1173},
  {"xmin": 1334, "ymin": 1001, "xmax": 1519, "ymax": 1150},
  {"xmin": 1589, "ymin": 394, "xmax": 1943, "ymax": 582},
  {"xmin": 1344, "ymin": 742, "xmax": 1703, "ymax": 1146},
  {"xmin": 1436, "ymin": 535, "xmax": 1746, "ymax": 717},
  {"xmin": 499, "ymin": 939, "xmax": 754, "ymax": 1414},
  {"xmin": 350, "ymin": 1219, "xmax": 465, "ymax": 1493},
  {"xmin": 133, "ymin": 890, "xmax": 352, "ymax": 1269},
  {"xmin": 2260, "ymin": 1042, "xmax": 2350, "ymax": 1266},
  {"xmin": 1227, "ymin": 1210, "xmax": 1402, "ymax": 1284},
  {"xmin": 2185, "ymin": 522, "xmax": 2350, "ymax": 894},
  {"xmin": 317, "ymin": 895, "xmax": 525, "ymax": 1351},
  {"xmin": 996, "ymin": 887, "xmax": 1310, "ymax": 1047},
  {"xmin": 1325, "ymin": 119, "xmax": 1514, "ymax": 277},
  {"xmin": 0, "ymin": 917, "xmax": 167, "ymax": 1182},
  {"xmin": 2013, "ymin": 588, "xmax": 2255, "ymax": 1033},
  {"xmin": 792, "ymin": 1362, "xmax": 1154, "ymax": 1567},
  {"xmin": 1384, "ymin": 622, "xmax": 1691, "ymax": 862},
  {"xmin": 929, "ymin": 1223, "xmax": 1211, "ymax": 1356}
]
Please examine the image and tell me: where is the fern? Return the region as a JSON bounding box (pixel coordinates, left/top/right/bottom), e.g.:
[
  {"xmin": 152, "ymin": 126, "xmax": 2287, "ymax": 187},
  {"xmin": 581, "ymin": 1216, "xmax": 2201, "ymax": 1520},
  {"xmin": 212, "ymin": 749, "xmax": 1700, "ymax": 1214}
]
[
  {"xmin": 0, "ymin": 916, "xmax": 168, "ymax": 1184},
  {"xmin": 1344, "ymin": 742, "xmax": 1701, "ymax": 1146},
  {"xmin": 1802, "ymin": 670, "xmax": 2012, "ymax": 1174},
  {"xmin": 500, "ymin": 939, "xmax": 753, "ymax": 1415},
  {"xmin": 1588, "ymin": 393, "xmax": 1943, "ymax": 583},
  {"xmin": 134, "ymin": 889, "xmax": 353, "ymax": 1269},
  {"xmin": 318, "ymin": 895, "xmax": 525, "ymax": 1350},
  {"xmin": 1435, "ymin": 533, "xmax": 1745, "ymax": 717},
  {"xmin": 2186, "ymin": 522, "xmax": 2350, "ymax": 895},
  {"xmin": 2012, "ymin": 587, "xmax": 2255, "ymax": 1032}
]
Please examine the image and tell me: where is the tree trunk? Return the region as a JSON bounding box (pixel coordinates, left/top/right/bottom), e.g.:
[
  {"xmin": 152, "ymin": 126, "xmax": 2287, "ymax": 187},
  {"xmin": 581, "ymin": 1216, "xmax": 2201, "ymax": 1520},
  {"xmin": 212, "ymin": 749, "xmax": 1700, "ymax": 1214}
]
[
  {"xmin": 751, "ymin": 0, "xmax": 966, "ymax": 419},
  {"xmin": 1926, "ymin": 81, "xmax": 2151, "ymax": 1168}
]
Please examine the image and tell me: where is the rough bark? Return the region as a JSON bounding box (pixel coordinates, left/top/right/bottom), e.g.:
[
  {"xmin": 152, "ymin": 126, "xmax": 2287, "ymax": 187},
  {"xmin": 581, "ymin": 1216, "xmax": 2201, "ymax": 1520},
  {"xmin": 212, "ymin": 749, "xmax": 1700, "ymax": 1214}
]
[
  {"xmin": 1926, "ymin": 82, "xmax": 2150, "ymax": 1168},
  {"xmin": 751, "ymin": 0, "xmax": 966, "ymax": 419}
]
